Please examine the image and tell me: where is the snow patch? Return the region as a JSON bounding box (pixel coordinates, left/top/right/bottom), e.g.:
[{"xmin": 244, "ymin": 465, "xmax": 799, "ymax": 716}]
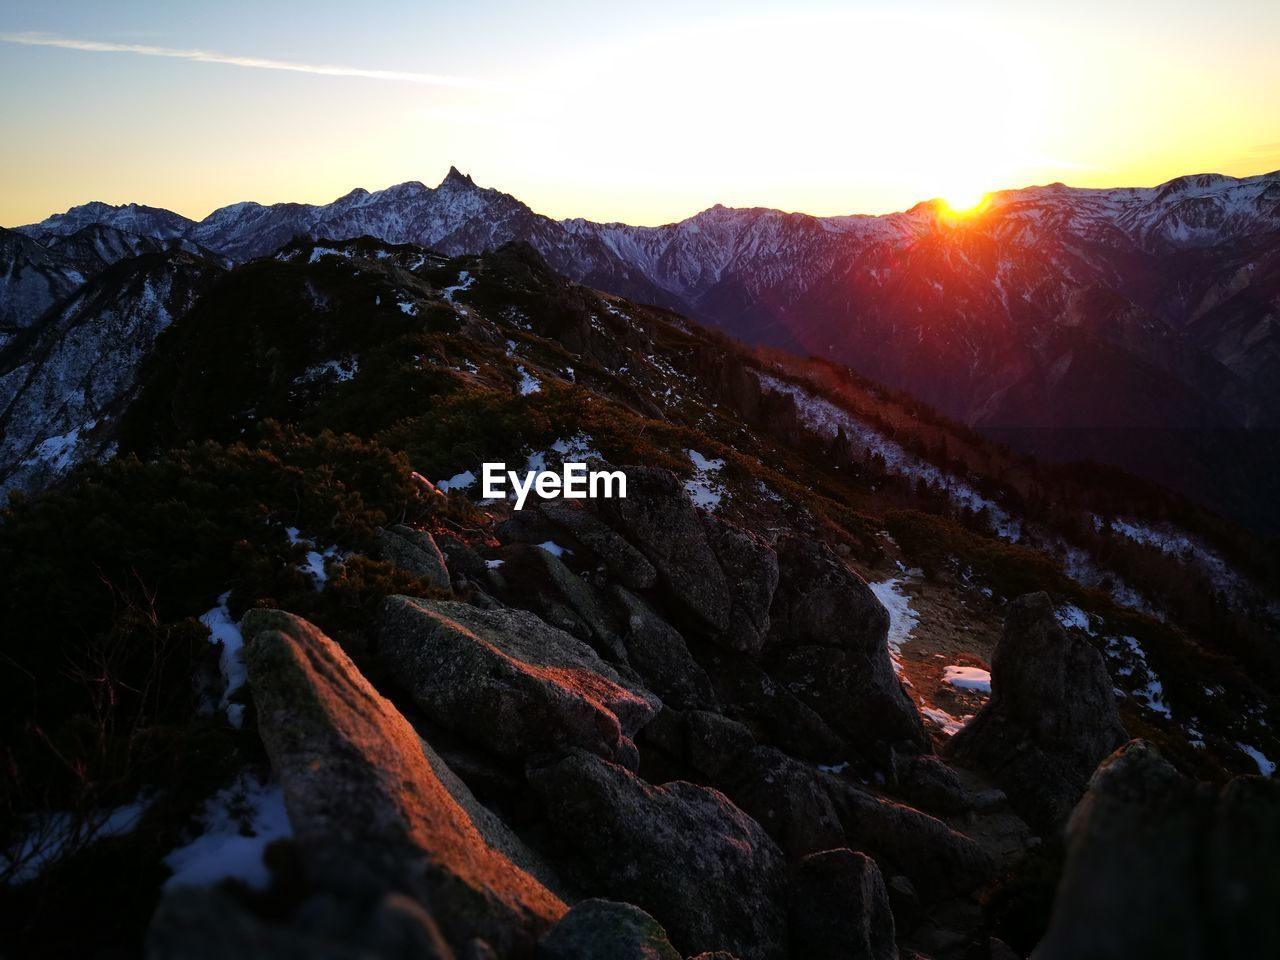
[
  {"xmin": 870, "ymin": 578, "xmax": 919, "ymax": 671},
  {"xmin": 164, "ymin": 774, "xmax": 293, "ymax": 890},
  {"xmin": 199, "ymin": 592, "xmax": 247, "ymax": 728},
  {"xmin": 684, "ymin": 448, "xmax": 726, "ymax": 510},
  {"xmin": 943, "ymin": 665, "xmax": 992, "ymax": 694},
  {"xmin": 536, "ymin": 540, "xmax": 572, "ymax": 558},
  {"xmin": 438, "ymin": 470, "xmax": 477, "ymax": 492}
]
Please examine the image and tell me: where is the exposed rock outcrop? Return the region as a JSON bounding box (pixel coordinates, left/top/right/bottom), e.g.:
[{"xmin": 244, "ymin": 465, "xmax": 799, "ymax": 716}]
[
  {"xmin": 238, "ymin": 609, "xmax": 567, "ymax": 957},
  {"xmin": 538, "ymin": 899, "xmax": 681, "ymax": 960},
  {"xmin": 699, "ymin": 511, "xmax": 778, "ymax": 652},
  {"xmin": 541, "ymin": 501, "xmax": 657, "ymax": 590},
  {"xmin": 527, "ymin": 751, "xmax": 788, "ymax": 960},
  {"xmin": 945, "ymin": 591, "xmax": 1128, "ymax": 832},
  {"xmin": 598, "ymin": 467, "xmax": 731, "ymax": 633},
  {"xmin": 1037, "ymin": 739, "xmax": 1280, "ymax": 960},
  {"xmin": 788, "ymin": 849, "xmax": 896, "ymax": 960},
  {"xmin": 378, "ymin": 596, "xmax": 660, "ymax": 769},
  {"xmin": 651, "ymin": 708, "xmax": 993, "ymax": 898},
  {"xmin": 611, "ymin": 586, "xmax": 718, "ymax": 710},
  {"xmin": 376, "ymin": 524, "xmax": 450, "ymax": 589},
  {"xmin": 701, "ymin": 648, "xmax": 849, "ymax": 762},
  {"xmin": 766, "ymin": 536, "xmax": 926, "ymax": 753}
]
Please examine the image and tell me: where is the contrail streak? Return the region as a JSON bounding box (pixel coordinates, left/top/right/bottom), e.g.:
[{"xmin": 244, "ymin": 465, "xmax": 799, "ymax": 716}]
[{"xmin": 0, "ymin": 32, "xmax": 489, "ymax": 89}]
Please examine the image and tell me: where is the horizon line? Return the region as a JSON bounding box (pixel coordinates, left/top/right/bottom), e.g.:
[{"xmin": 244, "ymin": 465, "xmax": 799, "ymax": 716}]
[{"xmin": 9, "ymin": 164, "xmax": 1280, "ymax": 233}]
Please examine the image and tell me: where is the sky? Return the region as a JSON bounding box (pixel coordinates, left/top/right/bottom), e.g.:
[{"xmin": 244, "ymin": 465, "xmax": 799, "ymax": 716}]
[{"xmin": 2, "ymin": 0, "xmax": 1278, "ymax": 227}]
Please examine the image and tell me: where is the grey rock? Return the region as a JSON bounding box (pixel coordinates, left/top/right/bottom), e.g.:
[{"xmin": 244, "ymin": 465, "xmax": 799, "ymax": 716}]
[
  {"xmin": 788, "ymin": 849, "xmax": 897, "ymax": 960},
  {"xmin": 826, "ymin": 775, "xmax": 995, "ymax": 900},
  {"xmin": 523, "ymin": 545, "xmax": 627, "ymax": 661},
  {"xmin": 682, "ymin": 710, "xmax": 846, "ymax": 858},
  {"xmin": 766, "ymin": 536, "xmax": 925, "ymax": 753},
  {"xmin": 377, "ymin": 524, "xmax": 451, "ymax": 589},
  {"xmin": 542, "ymin": 502, "xmax": 657, "ymax": 589},
  {"xmin": 538, "ymin": 899, "xmax": 681, "ymax": 960},
  {"xmin": 527, "ymin": 751, "xmax": 787, "ymax": 960},
  {"xmin": 766, "ymin": 534, "xmax": 887, "ymax": 653},
  {"xmin": 702, "ymin": 647, "xmax": 849, "ymax": 762},
  {"xmin": 599, "ymin": 467, "xmax": 731, "ymax": 632},
  {"xmin": 772, "ymin": 644, "xmax": 928, "ymax": 754},
  {"xmin": 149, "ymin": 887, "xmax": 382, "ymax": 960},
  {"xmin": 611, "ymin": 586, "xmax": 717, "ymax": 710},
  {"xmin": 892, "ymin": 754, "xmax": 972, "ymax": 816},
  {"xmin": 945, "ymin": 592, "xmax": 1128, "ymax": 833},
  {"xmin": 1038, "ymin": 739, "xmax": 1280, "ymax": 960},
  {"xmin": 667, "ymin": 709, "xmax": 989, "ymax": 896},
  {"xmin": 241, "ymin": 609, "xmax": 566, "ymax": 956},
  {"xmin": 378, "ymin": 596, "xmax": 660, "ymax": 769},
  {"xmin": 885, "ymin": 875, "xmax": 921, "ymax": 934},
  {"xmin": 699, "ymin": 512, "xmax": 778, "ymax": 652},
  {"xmin": 438, "ymin": 535, "xmax": 489, "ymax": 581}
]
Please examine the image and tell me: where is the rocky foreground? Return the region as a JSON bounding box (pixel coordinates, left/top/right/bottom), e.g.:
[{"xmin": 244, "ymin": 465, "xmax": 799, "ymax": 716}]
[{"xmin": 144, "ymin": 469, "xmax": 1279, "ymax": 960}]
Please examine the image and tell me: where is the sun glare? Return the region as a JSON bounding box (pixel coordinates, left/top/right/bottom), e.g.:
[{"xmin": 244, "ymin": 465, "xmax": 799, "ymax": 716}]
[{"xmin": 941, "ymin": 189, "xmax": 989, "ymax": 215}]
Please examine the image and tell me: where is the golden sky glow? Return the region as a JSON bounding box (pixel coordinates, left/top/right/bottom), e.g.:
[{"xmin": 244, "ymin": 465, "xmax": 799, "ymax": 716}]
[{"xmin": 1, "ymin": 2, "xmax": 1278, "ymax": 227}]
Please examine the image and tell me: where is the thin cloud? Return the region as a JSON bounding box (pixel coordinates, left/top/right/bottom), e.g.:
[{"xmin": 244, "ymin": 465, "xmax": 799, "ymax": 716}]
[{"xmin": 0, "ymin": 31, "xmax": 491, "ymax": 89}]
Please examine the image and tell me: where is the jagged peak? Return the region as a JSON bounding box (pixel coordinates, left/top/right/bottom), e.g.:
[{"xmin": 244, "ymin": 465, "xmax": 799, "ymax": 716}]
[{"xmin": 440, "ymin": 166, "xmax": 477, "ymax": 188}]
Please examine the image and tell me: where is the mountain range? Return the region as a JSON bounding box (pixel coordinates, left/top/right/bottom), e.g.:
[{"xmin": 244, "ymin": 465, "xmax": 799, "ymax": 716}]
[{"xmin": 8, "ymin": 167, "xmax": 1280, "ymax": 531}]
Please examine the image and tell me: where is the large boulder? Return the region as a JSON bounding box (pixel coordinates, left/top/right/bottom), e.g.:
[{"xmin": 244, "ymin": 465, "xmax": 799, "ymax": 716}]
[
  {"xmin": 945, "ymin": 592, "xmax": 1128, "ymax": 833},
  {"xmin": 611, "ymin": 586, "xmax": 717, "ymax": 710},
  {"xmin": 538, "ymin": 899, "xmax": 681, "ymax": 960},
  {"xmin": 681, "ymin": 710, "xmax": 846, "ymax": 858},
  {"xmin": 150, "ymin": 887, "xmax": 416, "ymax": 960},
  {"xmin": 1038, "ymin": 740, "xmax": 1280, "ymax": 960},
  {"xmin": 527, "ymin": 751, "xmax": 788, "ymax": 960},
  {"xmin": 239, "ymin": 609, "xmax": 566, "ymax": 957},
  {"xmin": 788, "ymin": 849, "xmax": 896, "ymax": 960},
  {"xmin": 378, "ymin": 597, "xmax": 660, "ymax": 769},
  {"xmin": 701, "ymin": 647, "xmax": 849, "ymax": 762},
  {"xmin": 766, "ymin": 536, "xmax": 926, "ymax": 753},
  {"xmin": 767, "ymin": 535, "xmax": 888, "ymax": 653},
  {"xmin": 654, "ymin": 709, "xmax": 990, "ymax": 898},
  {"xmin": 826, "ymin": 778, "xmax": 994, "ymax": 900},
  {"xmin": 771, "ymin": 645, "xmax": 928, "ymax": 754},
  {"xmin": 541, "ymin": 502, "xmax": 657, "ymax": 590},
  {"xmin": 377, "ymin": 524, "xmax": 450, "ymax": 589},
  {"xmin": 598, "ymin": 467, "xmax": 731, "ymax": 633},
  {"xmin": 699, "ymin": 512, "xmax": 779, "ymax": 652},
  {"xmin": 501, "ymin": 545, "xmax": 628, "ymax": 662}
]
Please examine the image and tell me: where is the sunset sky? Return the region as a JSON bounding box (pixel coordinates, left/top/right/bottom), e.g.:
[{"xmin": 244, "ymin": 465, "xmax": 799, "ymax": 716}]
[{"xmin": 2, "ymin": 0, "xmax": 1278, "ymax": 227}]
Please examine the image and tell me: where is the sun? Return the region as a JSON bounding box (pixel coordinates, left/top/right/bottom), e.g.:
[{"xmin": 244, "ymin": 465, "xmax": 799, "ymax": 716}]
[{"xmin": 941, "ymin": 187, "xmax": 989, "ymax": 215}]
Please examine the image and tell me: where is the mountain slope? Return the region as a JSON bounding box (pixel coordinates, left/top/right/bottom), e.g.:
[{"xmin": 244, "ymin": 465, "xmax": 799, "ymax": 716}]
[
  {"xmin": 2, "ymin": 233, "xmax": 1277, "ymax": 959},
  {"xmin": 0, "ymin": 250, "xmax": 224, "ymax": 494},
  {"xmin": 17, "ymin": 169, "xmax": 1280, "ymax": 529}
]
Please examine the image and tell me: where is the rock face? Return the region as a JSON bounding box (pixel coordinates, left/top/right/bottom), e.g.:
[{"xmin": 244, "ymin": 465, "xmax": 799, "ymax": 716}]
[
  {"xmin": 681, "ymin": 710, "xmax": 846, "ymax": 858},
  {"xmin": 527, "ymin": 751, "xmax": 788, "ymax": 960},
  {"xmin": 378, "ymin": 596, "xmax": 660, "ymax": 769},
  {"xmin": 1038, "ymin": 740, "xmax": 1280, "ymax": 960},
  {"xmin": 702, "ymin": 648, "xmax": 849, "ymax": 761},
  {"xmin": 788, "ymin": 849, "xmax": 897, "ymax": 960},
  {"xmin": 376, "ymin": 524, "xmax": 451, "ymax": 589},
  {"xmin": 599, "ymin": 467, "xmax": 731, "ymax": 632},
  {"xmin": 541, "ymin": 502, "xmax": 657, "ymax": 590},
  {"xmin": 611, "ymin": 586, "xmax": 718, "ymax": 710},
  {"xmin": 240, "ymin": 609, "xmax": 567, "ymax": 956},
  {"xmin": 657, "ymin": 707, "xmax": 992, "ymax": 898},
  {"xmin": 767, "ymin": 535, "xmax": 889, "ymax": 653},
  {"xmin": 699, "ymin": 512, "xmax": 779, "ymax": 652},
  {"xmin": 767, "ymin": 536, "xmax": 926, "ymax": 752},
  {"xmin": 945, "ymin": 591, "xmax": 1128, "ymax": 832},
  {"xmin": 539, "ymin": 899, "xmax": 682, "ymax": 960}
]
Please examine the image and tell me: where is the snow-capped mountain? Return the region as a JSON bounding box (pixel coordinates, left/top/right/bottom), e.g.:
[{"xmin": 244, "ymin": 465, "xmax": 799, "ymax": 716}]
[
  {"xmin": 11, "ymin": 167, "xmax": 1280, "ymax": 529},
  {"xmin": 0, "ymin": 250, "xmax": 222, "ymax": 494}
]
